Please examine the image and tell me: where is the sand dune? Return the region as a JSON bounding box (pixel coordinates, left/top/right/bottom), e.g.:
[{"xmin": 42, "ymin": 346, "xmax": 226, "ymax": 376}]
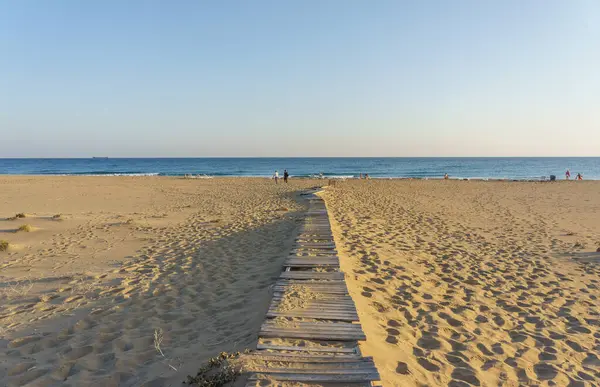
[
  {"xmin": 0, "ymin": 176, "xmax": 318, "ymax": 386},
  {"xmin": 322, "ymin": 180, "xmax": 600, "ymax": 387}
]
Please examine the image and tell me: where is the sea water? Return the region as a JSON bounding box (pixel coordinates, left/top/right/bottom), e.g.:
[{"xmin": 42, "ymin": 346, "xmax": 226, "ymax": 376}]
[{"xmin": 0, "ymin": 158, "xmax": 599, "ymax": 180}]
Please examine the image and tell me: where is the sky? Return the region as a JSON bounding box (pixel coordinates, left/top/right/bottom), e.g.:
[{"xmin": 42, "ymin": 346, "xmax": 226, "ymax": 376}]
[{"xmin": 1, "ymin": 0, "xmax": 599, "ymax": 157}]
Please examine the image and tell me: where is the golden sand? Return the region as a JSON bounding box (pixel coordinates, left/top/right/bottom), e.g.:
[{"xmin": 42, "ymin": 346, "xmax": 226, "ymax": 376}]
[
  {"xmin": 322, "ymin": 180, "xmax": 600, "ymax": 386},
  {"xmin": 0, "ymin": 176, "xmax": 318, "ymax": 386},
  {"xmin": 2, "ymin": 176, "xmax": 599, "ymax": 386}
]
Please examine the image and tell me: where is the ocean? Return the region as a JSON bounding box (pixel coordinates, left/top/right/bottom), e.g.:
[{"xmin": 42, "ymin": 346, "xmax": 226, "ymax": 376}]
[{"xmin": 0, "ymin": 158, "xmax": 599, "ymax": 180}]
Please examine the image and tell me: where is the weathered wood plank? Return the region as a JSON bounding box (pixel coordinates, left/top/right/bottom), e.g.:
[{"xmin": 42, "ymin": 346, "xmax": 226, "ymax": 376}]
[
  {"xmin": 262, "ymin": 321, "xmax": 362, "ymax": 330},
  {"xmin": 255, "ymin": 343, "xmax": 357, "ymax": 353},
  {"xmin": 286, "ymin": 257, "xmax": 339, "ymax": 263},
  {"xmin": 248, "ymin": 372, "xmax": 380, "ymax": 382},
  {"xmin": 279, "ymin": 271, "xmax": 344, "ymax": 280},
  {"xmin": 275, "ymin": 279, "xmax": 348, "ymax": 288},
  {"xmin": 266, "ymin": 311, "xmax": 358, "ymax": 321},
  {"xmin": 259, "ymin": 330, "xmax": 366, "ymax": 341},
  {"xmin": 285, "ymin": 262, "xmax": 340, "ymax": 268},
  {"xmin": 245, "ymin": 353, "xmax": 367, "ymax": 362},
  {"xmin": 294, "ymin": 242, "xmax": 336, "ymax": 248},
  {"xmin": 270, "ymin": 297, "xmax": 355, "ymax": 306},
  {"xmin": 268, "ymin": 304, "xmax": 357, "ymax": 312},
  {"xmin": 249, "ymin": 366, "xmax": 379, "ymax": 375},
  {"xmin": 246, "ymin": 382, "xmax": 372, "ymax": 387}
]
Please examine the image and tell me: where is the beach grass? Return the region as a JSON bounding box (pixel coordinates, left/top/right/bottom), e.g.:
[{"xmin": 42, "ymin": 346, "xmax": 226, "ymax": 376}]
[{"xmin": 17, "ymin": 224, "xmax": 33, "ymax": 232}]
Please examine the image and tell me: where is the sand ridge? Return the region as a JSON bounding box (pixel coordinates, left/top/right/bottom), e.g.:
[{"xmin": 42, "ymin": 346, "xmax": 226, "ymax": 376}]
[
  {"xmin": 0, "ymin": 176, "xmax": 319, "ymax": 386},
  {"xmin": 322, "ymin": 180, "xmax": 600, "ymax": 387}
]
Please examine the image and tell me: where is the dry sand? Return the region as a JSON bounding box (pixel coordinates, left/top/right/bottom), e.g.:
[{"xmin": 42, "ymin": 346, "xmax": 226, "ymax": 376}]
[
  {"xmin": 0, "ymin": 176, "xmax": 319, "ymax": 386},
  {"xmin": 322, "ymin": 180, "xmax": 600, "ymax": 387}
]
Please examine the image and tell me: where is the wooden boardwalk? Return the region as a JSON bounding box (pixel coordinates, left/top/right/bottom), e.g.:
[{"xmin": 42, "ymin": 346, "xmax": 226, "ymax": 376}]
[{"xmin": 244, "ymin": 190, "xmax": 381, "ymax": 386}]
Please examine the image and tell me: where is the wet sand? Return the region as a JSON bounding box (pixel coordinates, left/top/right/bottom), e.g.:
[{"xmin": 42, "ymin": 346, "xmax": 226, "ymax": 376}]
[{"xmin": 322, "ymin": 180, "xmax": 600, "ymax": 386}]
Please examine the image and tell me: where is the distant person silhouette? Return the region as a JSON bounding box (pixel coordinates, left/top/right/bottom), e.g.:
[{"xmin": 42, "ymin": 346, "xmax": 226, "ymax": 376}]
[
  {"xmin": 283, "ymin": 170, "xmax": 289, "ymax": 183},
  {"xmin": 273, "ymin": 170, "xmax": 279, "ymax": 184},
  {"xmin": 566, "ymin": 169, "xmax": 571, "ymax": 180}
]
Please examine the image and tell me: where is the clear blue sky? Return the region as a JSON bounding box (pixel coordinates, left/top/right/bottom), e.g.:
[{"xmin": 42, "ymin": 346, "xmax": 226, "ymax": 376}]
[{"xmin": 1, "ymin": 0, "xmax": 598, "ymax": 157}]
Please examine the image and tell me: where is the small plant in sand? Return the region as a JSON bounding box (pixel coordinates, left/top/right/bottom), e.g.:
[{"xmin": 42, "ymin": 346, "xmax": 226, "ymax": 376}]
[
  {"xmin": 154, "ymin": 328, "xmax": 178, "ymax": 371},
  {"xmin": 573, "ymin": 241, "xmax": 586, "ymax": 249},
  {"xmin": 185, "ymin": 351, "xmax": 249, "ymax": 386},
  {"xmin": 52, "ymin": 214, "xmax": 63, "ymax": 220},
  {"xmin": 17, "ymin": 224, "xmax": 33, "ymax": 232},
  {"xmin": 1, "ymin": 278, "xmax": 34, "ymax": 298},
  {"xmin": 0, "ymin": 240, "xmax": 9, "ymax": 251}
]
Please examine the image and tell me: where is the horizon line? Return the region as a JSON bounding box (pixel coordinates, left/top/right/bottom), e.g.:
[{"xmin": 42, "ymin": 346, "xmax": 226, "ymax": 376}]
[{"xmin": 1, "ymin": 156, "xmax": 600, "ymax": 160}]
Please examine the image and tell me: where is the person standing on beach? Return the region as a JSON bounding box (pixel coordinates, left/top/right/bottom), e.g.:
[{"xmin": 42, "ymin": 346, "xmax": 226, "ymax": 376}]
[
  {"xmin": 273, "ymin": 170, "xmax": 279, "ymax": 184},
  {"xmin": 566, "ymin": 169, "xmax": 571, "ymax": 180},
  {"xmin": 283, "ymin": 170, "xmax": 289, "ymax": 183}
]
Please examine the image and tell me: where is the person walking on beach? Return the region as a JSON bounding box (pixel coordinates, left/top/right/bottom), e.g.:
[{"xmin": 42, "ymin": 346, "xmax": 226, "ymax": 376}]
[
  {"xmin": 577, "ymin": 173, "xmax": 583, "ymax": 180},
  {"xmin": 444, "ymin": 173, "xmax": 449, "ymax": 180},
  {"xmin": 283, "ymin": 169, "xmax": 289, "ymax": 183},
  {"xmin": 273, "ymin": 170, "xmax": 279, "ymax": 184},
  {"xmin": 566, "ymin": 169, "xmax": 571, "ymax": 180}
]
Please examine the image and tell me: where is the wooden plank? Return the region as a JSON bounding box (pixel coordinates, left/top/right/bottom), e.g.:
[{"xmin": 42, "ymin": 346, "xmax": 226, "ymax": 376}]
[
  {"xmin": 269, "ymin": 302, "xmax": 357, "ymax": 311},
  {"xmin": 263, "ymin": 321, "xmax": 361, "ymax": 329},
  {"xmin": 260, "ymin": 325, "xmax": 363, "ymax": 334},
  {"xmin": 268, "ymin": 304, "xmax": 357, "ymax": 312},
  {"xmin": 291, "ymin": 250, "xmax": 337, "ymax": 255},
  {"xmin": 285, "ymin": 263, "xmax": 340, "ymax": 268},
  {"xmin": 260, "ymin": 325, "xmax": 364, "ymax": 335},
  {"xmin": 266, "ymin": 311, "xmax": 358, "ymax": 321},
  {"xmin": 295, "ymin": 240, "xmax": 335, "ymax": 244},
  {"xmin": 260, "ymin": 323, "xmax": 365, "ymax": 338},
  {"xmin": 245, "ymin": 353, "xmax": 367, "ymax": 362},
  {"xmin": 293, "ymin": 246, "xmax": 337, "ymax": 251},
  {"xmin": 286, "ymin": 256, "xmax": 339, "ymax": 260},
  {"xmin": 269, "ymin": 305, "xmax": 356, "ymax": 312},
  {"xmin": 279, "ymin": 271, "xmax": 344, "ymax": 280},
  {"xmin": 269, "ymin": 298, "xmax": 355, "ymax": 305},
  {"xmin": 273, "ymin": 283, "xmax": 348, "ymax": 291},
  {"xmin": 272, "ymin": 289, "xmax": 350, "ymax": 295},
  {"xmin": 286, "ymin": 257, "xmax": 339, "ymax": 262},
  {"xmin": 294, "ymin": 242, "xmax": 336, "ymax": 248},
  {"xmin": 255, "ymin": 343, "xmax": 357, "ymax": 353},
  {"xmin": 275, "ymin": 279, "xmax": 348, "ymax": 287},
  {"xmin": 273, "ymin": 287, "xmax": 349, "ymax": 295},
  {"xmin": 249, "ymin": 366, "xmax": 379, "ymax": 374},
  {"xmin": 248, "ymin": 372, "xmax": 380, "ymax": 383},
  {"xmin": 268, "ymin": 306, "xmax": 357, "ymax": 314},
  {"xmin": 284, "ymin": 263, "xmax": 340, "ymax": 268},
  {"xmin": 285, "ymin": 261, "xmax": 339, "ymax": 268},
  {"xmin": 273, "ymin": 286, "xmax": 348, "ymax": 294},
  {"xmin": 259, "ymin": 330, "xmax": 366, "ymax": 341},
  {"xmin": 246, "ymin": 382, "xmax": 372, "ymax": 387}
]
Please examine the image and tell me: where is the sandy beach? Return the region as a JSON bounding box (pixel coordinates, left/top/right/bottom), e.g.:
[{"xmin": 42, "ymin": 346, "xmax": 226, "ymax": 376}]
[
  {"xmin": 322, "ymin": 180, "xmax": 600, "ymax": 386},
  {"xmin": 1, "ymin": 177, "xmax": 599, "ymax": 387},
  {"xmin": 0, "ymin": 176, "xmax": 318, "ymax": 386}
]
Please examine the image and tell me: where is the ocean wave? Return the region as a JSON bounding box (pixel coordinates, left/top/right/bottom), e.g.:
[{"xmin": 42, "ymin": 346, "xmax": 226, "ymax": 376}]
[{"xmin": 58, "ymin": 172, "xmax": 161, "ymax": 177}]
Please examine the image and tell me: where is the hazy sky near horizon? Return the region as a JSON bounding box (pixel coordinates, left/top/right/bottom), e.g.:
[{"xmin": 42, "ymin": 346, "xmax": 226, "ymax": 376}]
[{"xmin": 1, "ymin": 1, "xmax": 599, "ymax": 157}]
